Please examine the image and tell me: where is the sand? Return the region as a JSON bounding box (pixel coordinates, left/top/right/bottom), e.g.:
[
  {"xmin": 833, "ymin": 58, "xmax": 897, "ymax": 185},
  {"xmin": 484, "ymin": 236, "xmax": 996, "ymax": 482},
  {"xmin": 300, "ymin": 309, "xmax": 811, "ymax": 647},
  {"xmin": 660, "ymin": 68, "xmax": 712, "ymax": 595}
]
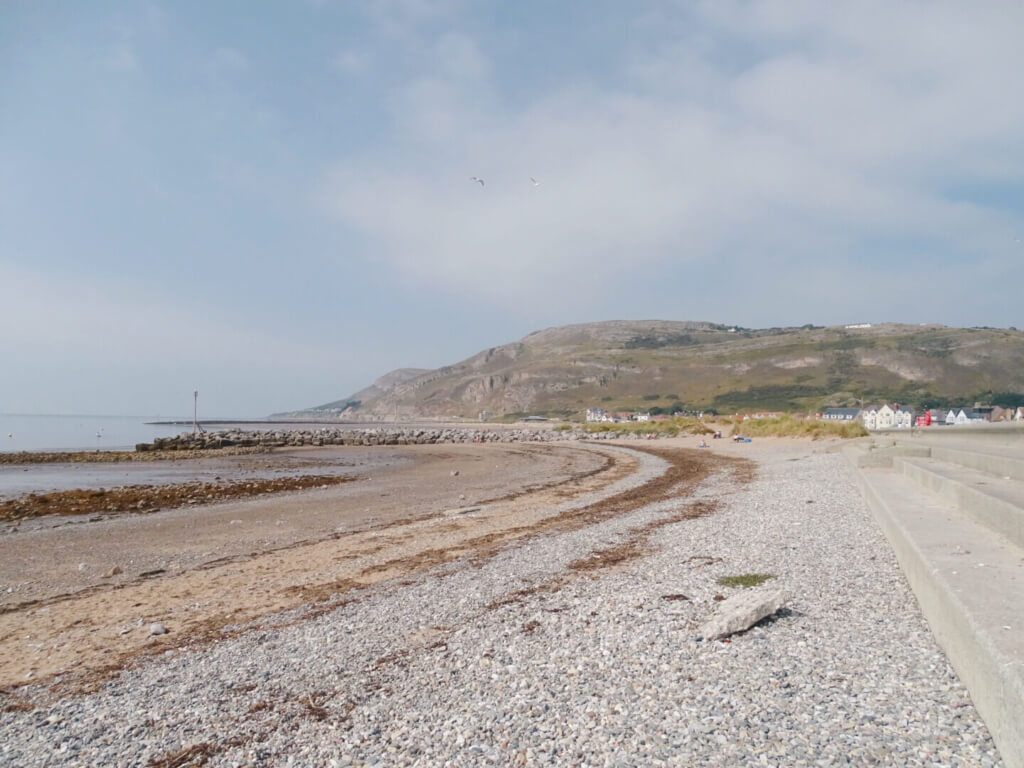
[
  {"xmin": 0, "ymin": 436, "xmax": 811, "ymax": 699},
  {"xmin": 0, "ymin": 442, "xmax": 634, "ymax": 695}
]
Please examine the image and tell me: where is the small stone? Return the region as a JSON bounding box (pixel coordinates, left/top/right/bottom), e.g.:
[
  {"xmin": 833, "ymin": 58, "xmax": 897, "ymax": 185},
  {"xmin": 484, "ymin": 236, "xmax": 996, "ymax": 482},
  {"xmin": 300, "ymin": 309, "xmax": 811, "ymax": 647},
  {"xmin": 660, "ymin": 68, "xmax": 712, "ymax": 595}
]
[
  {"xmin": 149, "ymin": 623, "xmax": 168, "ymax": 636},
  {"xmin": 450, "ymin": 470, "xmax": 460, "ymax": 476},
  {"xmin": 104, "ymin": 565, "xmax": 123, "ymax": 578}
]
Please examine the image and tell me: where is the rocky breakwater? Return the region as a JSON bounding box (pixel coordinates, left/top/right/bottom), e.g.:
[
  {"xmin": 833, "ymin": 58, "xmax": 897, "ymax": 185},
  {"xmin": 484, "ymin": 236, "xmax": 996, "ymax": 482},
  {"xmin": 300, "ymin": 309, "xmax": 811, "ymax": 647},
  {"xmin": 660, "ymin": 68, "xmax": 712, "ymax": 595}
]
[{"xmin": 135, "ymin": 426, "xmax": 661, "ymax": 452}]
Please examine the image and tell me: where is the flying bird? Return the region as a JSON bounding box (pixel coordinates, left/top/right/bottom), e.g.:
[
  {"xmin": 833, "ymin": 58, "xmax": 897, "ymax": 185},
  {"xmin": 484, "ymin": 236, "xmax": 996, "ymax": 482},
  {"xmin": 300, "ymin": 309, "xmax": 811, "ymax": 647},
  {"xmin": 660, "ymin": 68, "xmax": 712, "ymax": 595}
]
[
  {"xmin": 530, "ymin": 177, "xmax": 540, "ymax": 186},
  {"xmin": 470, "ymin": 176, "xmax": 484, "ymax": 187}
]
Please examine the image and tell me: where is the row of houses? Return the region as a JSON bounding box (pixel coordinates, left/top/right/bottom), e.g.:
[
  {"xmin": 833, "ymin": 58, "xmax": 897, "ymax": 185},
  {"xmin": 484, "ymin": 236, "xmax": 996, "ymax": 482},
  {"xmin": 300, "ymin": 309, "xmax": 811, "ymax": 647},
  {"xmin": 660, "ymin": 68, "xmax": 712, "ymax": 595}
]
[
  {"xmin": 586, "ymin": 404, "xmax": 1023, "ymax": 430},
  {"xmin": 823, "ymin": 404, "xmax": 1024, "ymax": 429},
  {"xmin": 586, "ymin": 408, "xmax": 710, "ymax": 423},
  {"xmin": 586, "ymin": 408, "xmax": 652, "ymax": 423}
]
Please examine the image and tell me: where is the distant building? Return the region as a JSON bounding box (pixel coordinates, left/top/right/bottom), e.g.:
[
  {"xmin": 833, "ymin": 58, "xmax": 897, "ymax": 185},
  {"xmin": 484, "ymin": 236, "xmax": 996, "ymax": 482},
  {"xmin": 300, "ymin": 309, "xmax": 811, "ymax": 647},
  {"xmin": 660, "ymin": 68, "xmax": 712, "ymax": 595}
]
[
  {"xmin": 586, "ymin": 408, "xmax": 607, "ymax": 423},
  {"xmin": 862, "ymin": 404, "xmax": 914, "ymax": 430},
  {"xmin": 822, "ymin": 407, "xmax": 861, "ymax": 421},
  {"xmin": 892, "ymin": 405, "xmax": 914, "ymax": 428},
  {"xmin": 735, "ymin": 411, "xmax": 783, "ymax": 421},
  {"xmin": 945, "ymin": 408, "xmax": 989, "ymax": 425}
]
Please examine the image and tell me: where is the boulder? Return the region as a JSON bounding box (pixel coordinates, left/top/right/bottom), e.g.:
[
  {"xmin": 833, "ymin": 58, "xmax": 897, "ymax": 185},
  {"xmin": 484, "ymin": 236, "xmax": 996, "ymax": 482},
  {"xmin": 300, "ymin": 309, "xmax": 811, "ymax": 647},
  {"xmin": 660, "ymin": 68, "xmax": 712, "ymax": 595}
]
[{"xmin": 697, "ymin": 588, "xmax": 787, "ymax": 641}]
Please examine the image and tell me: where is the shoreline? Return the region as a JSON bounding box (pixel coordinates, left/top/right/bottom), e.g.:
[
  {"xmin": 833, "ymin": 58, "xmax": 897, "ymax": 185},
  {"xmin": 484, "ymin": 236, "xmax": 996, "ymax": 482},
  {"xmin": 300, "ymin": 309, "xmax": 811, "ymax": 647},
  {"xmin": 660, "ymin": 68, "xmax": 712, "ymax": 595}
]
[{"xmin": 0, "ymin": 435, "xmax": 1001, "ymax": 765}]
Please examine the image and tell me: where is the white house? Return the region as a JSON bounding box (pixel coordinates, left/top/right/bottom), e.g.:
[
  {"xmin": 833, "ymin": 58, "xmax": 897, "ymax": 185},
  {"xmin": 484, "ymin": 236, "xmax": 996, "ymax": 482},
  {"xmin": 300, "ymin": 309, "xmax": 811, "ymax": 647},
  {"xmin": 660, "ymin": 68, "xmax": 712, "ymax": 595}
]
[
  {"xmin": 862, "ymin": 404, "xmax": 914, "ymax": 430},
  {"xmin": 947, "ymin": 407, "xmax": 990, "ymax": 425},
  {"xmin": 861, "ymin": 406, "xmax": 880, "ymax": 430},
  {"xmin": 894, "ymin": 405, "xmax": 914, "ymax": 428},
  {"xmin": 876, "ymin": 404, "xmax": 897, "ymax": 429},
  {"xmin": 585, "ymin": 407, "xmax": 607, "ymax": 423}
]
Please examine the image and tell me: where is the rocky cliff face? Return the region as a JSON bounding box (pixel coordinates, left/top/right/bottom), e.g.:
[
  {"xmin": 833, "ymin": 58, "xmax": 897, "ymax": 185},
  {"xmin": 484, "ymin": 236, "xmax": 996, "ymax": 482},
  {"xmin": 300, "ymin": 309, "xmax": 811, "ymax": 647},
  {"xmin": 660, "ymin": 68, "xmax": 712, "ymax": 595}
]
[{"xmin": 290, "ymin": 321, "xmax": 1024, "ymax": 420}]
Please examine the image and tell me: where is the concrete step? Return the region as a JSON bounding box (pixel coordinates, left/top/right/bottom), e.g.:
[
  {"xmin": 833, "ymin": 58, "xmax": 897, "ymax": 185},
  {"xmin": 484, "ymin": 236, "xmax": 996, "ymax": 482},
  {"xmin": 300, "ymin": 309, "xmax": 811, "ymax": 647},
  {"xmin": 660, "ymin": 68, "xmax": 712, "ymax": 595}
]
[
  {"xmin": 927, "ymin": 443, "xmax": 1024, "ymax": 483},
  {"xmin": 843, "ymin": 446, "xmax": 1024, "ymax": 768},
  {"xmin": 850, "ymin": 442, "xmax": 931, "ymax": 468},
  {"xmin": 894, "ymin": 455, "xmax": 1024, "ymax": 549}
]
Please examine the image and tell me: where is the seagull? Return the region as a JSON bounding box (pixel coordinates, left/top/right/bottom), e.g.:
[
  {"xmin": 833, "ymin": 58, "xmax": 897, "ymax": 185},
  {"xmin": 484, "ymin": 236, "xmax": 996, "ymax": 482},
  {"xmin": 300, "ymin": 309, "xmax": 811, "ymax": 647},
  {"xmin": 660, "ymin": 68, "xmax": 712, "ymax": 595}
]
[
  {"xmin": 469, "ymin": 176, "xmax": 484, "ymax": 187},
  {"xmin": 530, "ymin": 177, "xmax": 540, "ymax": 186}
]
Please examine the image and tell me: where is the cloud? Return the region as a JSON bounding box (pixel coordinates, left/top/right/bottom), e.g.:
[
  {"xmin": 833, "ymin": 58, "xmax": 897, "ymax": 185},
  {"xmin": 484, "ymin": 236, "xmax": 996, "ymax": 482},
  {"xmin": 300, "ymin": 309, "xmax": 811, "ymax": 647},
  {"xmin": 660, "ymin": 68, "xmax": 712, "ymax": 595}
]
[
  {"xmin": 332, "ymin": 49, "xmax": 370, "ymax": 76},
  {"xmin": 214, "ymin": 47, "xmax": 249, "ymax": 72},
  {"xmin": 0, "ymin": 261, "xmax": 343, "ymax": 371},
  {"xmin": 104, "ymin": 43, "xmax": 138, "ymax": 72},
  {"xmin": 318, "ymin": 0, "xmax": 1024, "ymax": 314}
]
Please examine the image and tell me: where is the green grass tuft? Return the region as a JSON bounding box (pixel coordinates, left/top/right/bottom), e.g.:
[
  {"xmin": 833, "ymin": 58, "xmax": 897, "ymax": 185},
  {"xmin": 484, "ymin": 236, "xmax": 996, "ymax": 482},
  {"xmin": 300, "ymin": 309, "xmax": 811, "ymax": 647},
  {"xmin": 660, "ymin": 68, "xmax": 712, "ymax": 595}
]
[
  {"xmin": 580, "ymin": 416, "xmax": 715, "ymax": 437},
  {"xmin": 716, "ymin": 573, "xmax": 775, "ymax": 588},
  {"xmin": 725, "ymin": 415, "xmax": 868, "ymax": 440}
]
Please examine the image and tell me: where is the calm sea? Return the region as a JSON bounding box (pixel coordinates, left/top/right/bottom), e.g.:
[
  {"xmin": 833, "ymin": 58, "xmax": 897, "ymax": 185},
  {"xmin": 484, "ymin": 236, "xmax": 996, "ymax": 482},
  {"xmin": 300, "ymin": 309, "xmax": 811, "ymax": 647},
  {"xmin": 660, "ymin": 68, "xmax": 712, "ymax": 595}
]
[{"xmin": 0, "ymin": 414, "xmax": 207, "ymax": 453}]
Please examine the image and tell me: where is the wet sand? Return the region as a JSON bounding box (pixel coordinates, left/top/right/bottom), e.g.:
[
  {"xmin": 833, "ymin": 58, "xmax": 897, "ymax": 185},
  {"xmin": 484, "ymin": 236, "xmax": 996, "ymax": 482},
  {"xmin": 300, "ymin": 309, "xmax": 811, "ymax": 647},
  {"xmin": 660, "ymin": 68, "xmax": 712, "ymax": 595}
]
[{"xmin": 0, "ymin": 447, "xmax": 366, "ymax": 499}]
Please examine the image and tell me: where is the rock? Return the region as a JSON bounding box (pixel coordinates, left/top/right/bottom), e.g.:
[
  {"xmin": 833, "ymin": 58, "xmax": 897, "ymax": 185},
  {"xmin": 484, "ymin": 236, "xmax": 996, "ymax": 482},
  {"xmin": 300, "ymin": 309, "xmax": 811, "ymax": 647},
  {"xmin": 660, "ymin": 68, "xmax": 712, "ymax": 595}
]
[
  {"xmin": 450, "ymin": 469, "xmax": 460, "ymax": 476},
  {"xmin": 697, "ymin": 588, "xmax": 787, "ymax": 641},
  {"xmin": 446, "ymin": 506, "xmax": 482, "ymax": 516},
  {"xmin": 149, "ymin": 623, "xmax": 168, "ymax": 636},
  {"xmin": 104, "ymin": 565, "xmax": 123, "ymax": 578}
]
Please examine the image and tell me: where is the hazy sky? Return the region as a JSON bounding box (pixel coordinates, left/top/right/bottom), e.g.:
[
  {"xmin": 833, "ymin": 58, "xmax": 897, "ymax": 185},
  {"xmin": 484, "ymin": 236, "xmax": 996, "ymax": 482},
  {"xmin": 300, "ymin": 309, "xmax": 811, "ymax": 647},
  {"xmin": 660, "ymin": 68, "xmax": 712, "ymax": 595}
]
[{"xmin": 2, "ymin": 1, "xmax": 1022, "ymax": 417}]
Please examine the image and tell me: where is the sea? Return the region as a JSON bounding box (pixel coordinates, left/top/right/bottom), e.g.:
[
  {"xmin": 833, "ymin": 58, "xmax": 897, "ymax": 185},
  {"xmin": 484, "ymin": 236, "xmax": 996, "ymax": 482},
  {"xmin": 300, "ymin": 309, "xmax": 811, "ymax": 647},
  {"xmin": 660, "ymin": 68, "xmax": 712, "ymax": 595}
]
[
  {"xmin": 0, "ymin": 413, "xmax": 236, "ymax": 454},
  {"xmin": 0, "ymin": 414, "xmax": 372, "ymax": 499}
]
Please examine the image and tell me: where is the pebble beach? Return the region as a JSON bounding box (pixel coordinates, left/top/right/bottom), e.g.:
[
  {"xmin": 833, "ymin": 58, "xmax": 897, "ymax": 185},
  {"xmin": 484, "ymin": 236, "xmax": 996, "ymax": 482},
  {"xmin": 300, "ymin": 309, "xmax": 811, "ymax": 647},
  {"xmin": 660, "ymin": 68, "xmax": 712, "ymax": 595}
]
[{"xmin": 0, "ymin": 437, "xmax": 1002, "ymax": 766}]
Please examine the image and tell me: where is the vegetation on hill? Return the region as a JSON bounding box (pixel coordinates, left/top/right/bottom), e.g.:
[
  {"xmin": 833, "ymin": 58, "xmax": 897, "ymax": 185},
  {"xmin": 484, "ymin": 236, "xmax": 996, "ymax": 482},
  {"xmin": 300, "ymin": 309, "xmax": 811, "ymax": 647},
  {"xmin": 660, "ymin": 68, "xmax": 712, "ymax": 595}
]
[{"xmin": 287, "ymin": 321, "xmax": 1024, "ymax": 421}]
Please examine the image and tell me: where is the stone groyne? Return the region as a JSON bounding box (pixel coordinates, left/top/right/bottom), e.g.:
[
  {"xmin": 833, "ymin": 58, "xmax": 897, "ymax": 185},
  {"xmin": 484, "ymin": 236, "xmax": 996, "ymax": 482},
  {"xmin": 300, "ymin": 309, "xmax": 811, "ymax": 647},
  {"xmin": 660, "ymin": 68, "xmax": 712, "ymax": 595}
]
[{"xmin": 136, "ymin": 426, "xmax": 655, "ymax": 451}]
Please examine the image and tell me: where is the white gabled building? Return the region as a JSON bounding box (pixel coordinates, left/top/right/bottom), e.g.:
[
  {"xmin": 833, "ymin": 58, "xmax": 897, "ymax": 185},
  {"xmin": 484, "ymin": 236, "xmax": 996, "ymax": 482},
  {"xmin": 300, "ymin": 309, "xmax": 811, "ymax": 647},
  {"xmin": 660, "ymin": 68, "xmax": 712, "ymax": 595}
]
[
  {"xmin": 946, "ymin": 407, "xmax": 992, "ymax": 425},
  {"xmin": 585, "ymin": 407, "xmax": 607, "ymax": 423},
  {"xmin": 862, "ymin": 404, "xmax": 914, "ymax": 430}
]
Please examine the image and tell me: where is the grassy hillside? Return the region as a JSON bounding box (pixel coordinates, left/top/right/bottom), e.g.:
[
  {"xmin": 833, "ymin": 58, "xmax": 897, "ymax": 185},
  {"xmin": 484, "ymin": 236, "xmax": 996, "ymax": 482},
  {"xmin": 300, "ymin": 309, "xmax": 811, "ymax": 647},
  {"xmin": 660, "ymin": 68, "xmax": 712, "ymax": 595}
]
[{"xmin": 293, "ymin": 321, "xmax": 1024, "ymax": 420}]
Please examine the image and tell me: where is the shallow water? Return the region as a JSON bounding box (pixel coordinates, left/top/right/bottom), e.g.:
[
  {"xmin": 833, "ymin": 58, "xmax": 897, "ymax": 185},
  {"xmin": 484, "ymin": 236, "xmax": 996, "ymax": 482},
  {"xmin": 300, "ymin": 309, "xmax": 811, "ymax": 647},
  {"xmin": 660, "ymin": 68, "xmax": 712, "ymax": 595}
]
[
  {"xmin": 1, "ymin": 414, "xmax": 196, "ymax": 453},
  {"xmin": 0, "ymin": 447, "xmax": 404, "ymax": 499}
]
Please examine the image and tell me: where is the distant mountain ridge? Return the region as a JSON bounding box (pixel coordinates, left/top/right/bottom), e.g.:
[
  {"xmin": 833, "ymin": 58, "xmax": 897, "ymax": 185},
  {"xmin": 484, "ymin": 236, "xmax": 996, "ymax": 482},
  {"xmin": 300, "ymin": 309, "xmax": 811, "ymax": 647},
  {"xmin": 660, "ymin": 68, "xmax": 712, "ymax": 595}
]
[{"xmin": 275, "ymin": 320, "xmax": 1024, "ymax": 421}]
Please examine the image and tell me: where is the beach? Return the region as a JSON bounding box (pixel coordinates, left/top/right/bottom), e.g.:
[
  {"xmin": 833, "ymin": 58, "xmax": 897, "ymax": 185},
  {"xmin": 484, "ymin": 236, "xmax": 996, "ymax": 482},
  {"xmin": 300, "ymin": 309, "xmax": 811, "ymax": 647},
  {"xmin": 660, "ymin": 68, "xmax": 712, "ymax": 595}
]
[{"xmin": 0, "ymin": 435, "xmax": 1002, "ymax": 766}]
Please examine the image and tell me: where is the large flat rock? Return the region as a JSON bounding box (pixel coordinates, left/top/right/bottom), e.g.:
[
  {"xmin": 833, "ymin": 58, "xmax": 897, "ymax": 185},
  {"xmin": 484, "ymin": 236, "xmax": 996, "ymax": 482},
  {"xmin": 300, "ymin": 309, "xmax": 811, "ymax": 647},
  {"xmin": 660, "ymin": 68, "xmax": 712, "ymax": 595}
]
[{"xmin": 698, "ymin": 587, "xmax": 787, "ymax": 640}]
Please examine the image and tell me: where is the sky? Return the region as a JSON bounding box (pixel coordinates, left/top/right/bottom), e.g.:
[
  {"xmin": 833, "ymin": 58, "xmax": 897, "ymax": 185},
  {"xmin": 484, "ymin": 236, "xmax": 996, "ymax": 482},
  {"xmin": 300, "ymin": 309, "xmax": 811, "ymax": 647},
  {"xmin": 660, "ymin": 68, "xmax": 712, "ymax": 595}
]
[{"xmin": 2, "ymin": 1, "xmax": 1022, "ymax": 417}]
